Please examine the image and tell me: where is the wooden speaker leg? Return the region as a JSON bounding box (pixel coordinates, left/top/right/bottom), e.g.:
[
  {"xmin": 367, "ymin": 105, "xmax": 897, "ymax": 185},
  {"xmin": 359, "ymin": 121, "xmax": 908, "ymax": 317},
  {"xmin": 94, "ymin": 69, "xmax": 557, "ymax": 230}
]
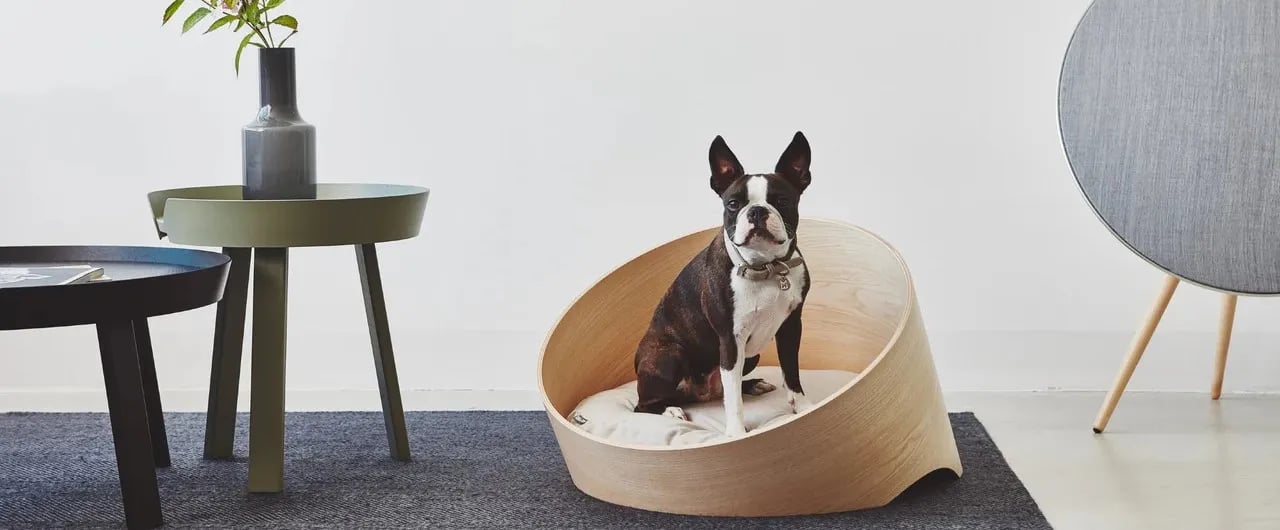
[
  {"xmin": 1093, "ymin": 275, "xmax": 1180, "ymax": 433},
  {"xmin": 1211, "ymin": 294, "xmax": 1238, "ymax": 400}
]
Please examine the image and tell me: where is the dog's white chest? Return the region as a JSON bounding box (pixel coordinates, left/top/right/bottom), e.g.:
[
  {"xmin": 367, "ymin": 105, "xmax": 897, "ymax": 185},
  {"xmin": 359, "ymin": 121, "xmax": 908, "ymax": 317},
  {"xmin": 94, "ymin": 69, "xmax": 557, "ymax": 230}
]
[{"xmin": 730, "ymin": 265, "xmax": 805, "ymax": 357}]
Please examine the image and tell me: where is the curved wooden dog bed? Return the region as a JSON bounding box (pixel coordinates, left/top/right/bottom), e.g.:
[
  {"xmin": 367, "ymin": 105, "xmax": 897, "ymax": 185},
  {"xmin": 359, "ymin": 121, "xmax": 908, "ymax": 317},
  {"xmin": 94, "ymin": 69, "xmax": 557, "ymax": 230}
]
[{"xmin": 538, "ymin": 218, "xmax": 962, "ymax": 516}]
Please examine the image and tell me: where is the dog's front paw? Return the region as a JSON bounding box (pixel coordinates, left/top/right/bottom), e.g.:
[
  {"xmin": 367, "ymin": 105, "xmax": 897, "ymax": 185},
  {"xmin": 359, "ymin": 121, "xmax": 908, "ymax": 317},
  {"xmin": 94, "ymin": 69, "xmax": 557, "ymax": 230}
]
[
  {"xmin": 724, "ymin": 422, "xmax": 747, "ymax": 438},
  {"xmin": 788, "ymin": 391, "xmax": 813, "ymax": 414},
  {"xmin": 742, "ymin": 378, "xmax": 777, "ymax": 396},
  {"xmin": 663, "ymin": 406, "xmax": 689, "ymax": 422}
]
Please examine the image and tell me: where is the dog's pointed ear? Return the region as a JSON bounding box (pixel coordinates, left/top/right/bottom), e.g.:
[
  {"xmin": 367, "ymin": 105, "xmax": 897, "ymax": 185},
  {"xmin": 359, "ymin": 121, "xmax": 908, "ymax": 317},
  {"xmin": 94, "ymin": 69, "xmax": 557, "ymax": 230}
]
[
  {"xmin": 708, "ymin": 135, "xmax": 744, "ymax": 194},
  {"xmin": 775, "ymin": 131, "xmax": 812, "ymax": 192}
]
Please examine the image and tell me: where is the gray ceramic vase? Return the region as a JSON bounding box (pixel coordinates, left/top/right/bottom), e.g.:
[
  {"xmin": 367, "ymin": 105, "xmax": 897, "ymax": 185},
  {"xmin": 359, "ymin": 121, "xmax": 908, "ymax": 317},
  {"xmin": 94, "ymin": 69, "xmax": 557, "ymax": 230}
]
[{"xmin": 243, "ymin": 47, "xmax": 316, "ymax": 200}]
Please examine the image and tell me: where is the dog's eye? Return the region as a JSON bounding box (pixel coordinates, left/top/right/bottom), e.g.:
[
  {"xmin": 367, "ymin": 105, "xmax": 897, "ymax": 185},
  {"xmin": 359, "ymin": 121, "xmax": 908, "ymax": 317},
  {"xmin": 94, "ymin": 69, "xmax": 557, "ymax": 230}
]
[{"xmin": 726, "ymin": 200, "xmax": 741, "ymax": 211}]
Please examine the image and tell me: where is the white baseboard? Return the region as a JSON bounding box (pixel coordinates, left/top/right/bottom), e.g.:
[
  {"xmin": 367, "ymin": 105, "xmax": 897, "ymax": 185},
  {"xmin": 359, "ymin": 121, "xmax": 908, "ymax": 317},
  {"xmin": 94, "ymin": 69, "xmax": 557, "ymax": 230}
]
[
  {"xmin": 0, "ymin": 388, "xmax": 544, "ymax": 413},
  {"xmin": 8, "ymin": 329, "xmax": 1280, "ymax": 413},
  {"xmin": 1, "ymin": 388, "xmax": 1257, "ymax": 416},
  {"xmin": 928, "ymin": 329, "xmax": 1280, "ymax": 393}
]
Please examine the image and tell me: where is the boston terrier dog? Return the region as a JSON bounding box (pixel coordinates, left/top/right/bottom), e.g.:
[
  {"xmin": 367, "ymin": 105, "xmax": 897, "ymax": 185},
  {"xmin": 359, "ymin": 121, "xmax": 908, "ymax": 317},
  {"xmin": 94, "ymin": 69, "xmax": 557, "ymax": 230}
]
[{"xmin": 633, "ymin": 131, "xmax": 813, "ymax": 437}]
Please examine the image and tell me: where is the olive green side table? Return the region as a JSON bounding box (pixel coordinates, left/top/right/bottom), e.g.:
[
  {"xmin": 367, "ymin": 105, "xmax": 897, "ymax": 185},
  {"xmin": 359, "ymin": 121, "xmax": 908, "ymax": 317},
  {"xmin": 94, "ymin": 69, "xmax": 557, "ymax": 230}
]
[{"xmin": 147, "ymin": 183, "xmax": 428, "ymax": 493}]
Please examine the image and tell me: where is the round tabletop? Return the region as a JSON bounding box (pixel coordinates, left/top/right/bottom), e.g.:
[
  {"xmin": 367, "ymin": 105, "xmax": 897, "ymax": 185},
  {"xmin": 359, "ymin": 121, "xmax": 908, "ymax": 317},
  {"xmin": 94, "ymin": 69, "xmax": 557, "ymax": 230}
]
[
  {"xmin": 1059, "ymin": 0, "xmax": 1280, "ymax": 295},
  {"xmin": 0, "ymin": 246, "xmax": 230, "ymax": 330},
  {"xmin": 147, "ymin": 183, "xmax": 429, "ymax": 248}
]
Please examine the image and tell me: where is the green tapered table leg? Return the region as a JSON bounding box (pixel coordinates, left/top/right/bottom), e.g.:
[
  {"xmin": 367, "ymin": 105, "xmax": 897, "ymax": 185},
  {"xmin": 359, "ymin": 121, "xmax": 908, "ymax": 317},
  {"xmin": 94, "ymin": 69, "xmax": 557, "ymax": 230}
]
[
  {"xmin": 248, "ymin": 247, "xmax": 288, "ymax": 493},
  {"xmin": 356, "ymin": 243, "xmax": 411, "ymax": 461},
  {"xmin": 204, "ymin": 247, "xmax": 251, "ymax": 460}
]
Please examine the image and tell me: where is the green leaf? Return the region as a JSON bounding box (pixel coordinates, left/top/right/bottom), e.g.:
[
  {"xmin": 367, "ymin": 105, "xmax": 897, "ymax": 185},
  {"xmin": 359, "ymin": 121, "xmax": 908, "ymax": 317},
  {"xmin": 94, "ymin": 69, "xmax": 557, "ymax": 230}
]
[
  {"xmin": 162, "ymin": 0, "xmax": 184, "ymax": 24},
  {"xmin": 181, "ymin": 7, "xmax": 211, "ymax": 33},
  {"xmin": 204, "ymin": 14, "xmax": 236, "ymax": 34},
  {"xmin": 266, "ymin": 0, "xmax": 285, "ymax": 8},
  {"xmin": 271, "ymin": 15, "xmax": 297, "ymax": 30},
  {"xmin": 235, "ymin": 17, "xmax": 245, "ymax": 31},
  {"xmin": 234, "ymin": 32, "xmax": 255, "ymax": 76},
  {"xmin": 245, "ymin": 1, "xmax": 260, "ymax": 22}
]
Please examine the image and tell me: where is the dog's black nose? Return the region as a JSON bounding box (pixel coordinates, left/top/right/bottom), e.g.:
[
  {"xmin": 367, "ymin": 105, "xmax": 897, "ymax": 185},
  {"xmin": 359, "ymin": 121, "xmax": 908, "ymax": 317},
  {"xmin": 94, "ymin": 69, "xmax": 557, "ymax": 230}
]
[{"xmin": 747, "ymin": 206, "xmax": 769, "ymax": 224}]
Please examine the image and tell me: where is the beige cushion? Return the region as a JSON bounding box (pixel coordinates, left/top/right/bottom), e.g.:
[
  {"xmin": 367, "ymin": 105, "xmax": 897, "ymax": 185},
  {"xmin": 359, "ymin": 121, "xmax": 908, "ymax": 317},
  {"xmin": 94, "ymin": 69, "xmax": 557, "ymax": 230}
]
[{"xmin": 568, "ymin": 367, "xmax": 857, "ymax": 447}]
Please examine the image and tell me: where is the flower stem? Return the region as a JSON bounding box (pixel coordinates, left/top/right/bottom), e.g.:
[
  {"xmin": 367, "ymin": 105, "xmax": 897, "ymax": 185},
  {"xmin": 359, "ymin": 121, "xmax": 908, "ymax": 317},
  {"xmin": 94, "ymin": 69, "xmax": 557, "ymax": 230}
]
[
  {"xmin": 262, "ymin": 1, "xmax": 276, "ymax": 46},
  {"xmin": 248, "ymin": 20, "xmax": 271, "ymax": 48}
]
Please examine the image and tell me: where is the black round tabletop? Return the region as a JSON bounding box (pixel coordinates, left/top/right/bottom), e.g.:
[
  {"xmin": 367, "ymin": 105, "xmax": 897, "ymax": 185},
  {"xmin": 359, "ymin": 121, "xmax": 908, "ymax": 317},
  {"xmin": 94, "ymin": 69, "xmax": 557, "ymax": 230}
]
[
  {"xmin": 0, "ymin": 246, "xmax": 229, "ymax": 330},
  {"xmin": 1059, "ymin": 0, "xmax": 1280, "ymax": 295}
]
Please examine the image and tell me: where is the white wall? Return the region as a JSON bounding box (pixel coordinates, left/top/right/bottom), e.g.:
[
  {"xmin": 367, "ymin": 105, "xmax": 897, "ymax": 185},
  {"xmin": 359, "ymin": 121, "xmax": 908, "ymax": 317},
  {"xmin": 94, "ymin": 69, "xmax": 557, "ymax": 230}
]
[{"xmin": 6, "ymin": 1, "xmax": 1280, "ymax": 412}]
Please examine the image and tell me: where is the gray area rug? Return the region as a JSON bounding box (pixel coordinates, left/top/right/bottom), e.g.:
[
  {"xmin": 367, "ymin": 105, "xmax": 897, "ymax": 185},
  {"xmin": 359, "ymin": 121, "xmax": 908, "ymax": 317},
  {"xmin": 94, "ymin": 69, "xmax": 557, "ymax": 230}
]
[{"xmin": 0, "ymin": 411, "xmax": 1048, "ymax": 529}]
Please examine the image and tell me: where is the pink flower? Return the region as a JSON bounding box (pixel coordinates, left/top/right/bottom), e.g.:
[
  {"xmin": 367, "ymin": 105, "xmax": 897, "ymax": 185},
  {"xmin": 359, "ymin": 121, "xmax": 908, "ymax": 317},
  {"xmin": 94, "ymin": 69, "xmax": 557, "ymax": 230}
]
[{"xmin": 219, "ymin": 0, "xmax": 242, "ymax": 15}]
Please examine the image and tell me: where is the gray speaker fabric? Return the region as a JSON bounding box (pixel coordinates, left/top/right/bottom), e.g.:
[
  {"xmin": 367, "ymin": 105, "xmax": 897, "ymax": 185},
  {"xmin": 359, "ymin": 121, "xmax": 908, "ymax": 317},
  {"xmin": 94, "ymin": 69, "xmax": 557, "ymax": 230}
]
[{"xmin": 1059, "ymin": 0, "xmax": 1280, "ymax": 294}]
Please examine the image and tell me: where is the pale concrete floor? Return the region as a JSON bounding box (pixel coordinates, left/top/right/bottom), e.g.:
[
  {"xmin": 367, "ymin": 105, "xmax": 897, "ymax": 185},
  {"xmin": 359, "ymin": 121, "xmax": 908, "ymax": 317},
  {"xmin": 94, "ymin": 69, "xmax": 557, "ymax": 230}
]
[{"xmin": 948, "ymin": 392, "xmax": 1280, "ymax": 530}]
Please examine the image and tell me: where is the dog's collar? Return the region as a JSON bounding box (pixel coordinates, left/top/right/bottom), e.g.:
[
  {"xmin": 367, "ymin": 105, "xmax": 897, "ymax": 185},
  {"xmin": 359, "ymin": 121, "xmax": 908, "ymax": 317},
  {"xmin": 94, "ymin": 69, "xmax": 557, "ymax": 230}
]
[
  {"xmin": 725, "ymin": 232, "xmax": 804, "ymax": 290},
  {"xmin": 733, "ymin": 251, "xmax": 804, "ymax": 291},
  {"xmin": 736, "ymin": 255, "xmax": 804, "ymax": 281}
]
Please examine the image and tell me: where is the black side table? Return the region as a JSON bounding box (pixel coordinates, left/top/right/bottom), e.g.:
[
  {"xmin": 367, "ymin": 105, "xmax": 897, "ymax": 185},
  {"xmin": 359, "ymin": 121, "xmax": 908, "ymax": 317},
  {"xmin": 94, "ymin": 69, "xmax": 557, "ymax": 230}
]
[{"xmin": 0, "ymin": 246, "xmax": 230, "ymax": 529}]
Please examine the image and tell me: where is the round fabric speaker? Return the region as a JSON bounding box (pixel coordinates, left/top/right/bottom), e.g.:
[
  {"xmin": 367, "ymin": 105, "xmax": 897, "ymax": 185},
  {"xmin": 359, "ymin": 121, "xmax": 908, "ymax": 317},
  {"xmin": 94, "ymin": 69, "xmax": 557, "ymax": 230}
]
[{"xmin": 1060, "ymin": 0, "xmax": 1280, "ymax": 294}]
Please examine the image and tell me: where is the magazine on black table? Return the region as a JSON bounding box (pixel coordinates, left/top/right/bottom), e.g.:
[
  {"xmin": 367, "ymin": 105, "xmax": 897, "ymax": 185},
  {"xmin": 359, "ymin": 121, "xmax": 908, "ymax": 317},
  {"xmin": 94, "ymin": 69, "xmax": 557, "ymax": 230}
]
[{"xmin": 0, "ymin": 265, "xmax": 111, "ymax": 288}]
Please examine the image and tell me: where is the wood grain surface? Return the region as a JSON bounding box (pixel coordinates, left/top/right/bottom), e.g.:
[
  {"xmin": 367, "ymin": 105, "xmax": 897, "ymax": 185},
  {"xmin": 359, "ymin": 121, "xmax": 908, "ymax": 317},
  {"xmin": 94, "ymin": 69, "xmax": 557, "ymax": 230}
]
[{"xmin": 538, "ymin": 218, "xmax": 961, "ymax": 516}]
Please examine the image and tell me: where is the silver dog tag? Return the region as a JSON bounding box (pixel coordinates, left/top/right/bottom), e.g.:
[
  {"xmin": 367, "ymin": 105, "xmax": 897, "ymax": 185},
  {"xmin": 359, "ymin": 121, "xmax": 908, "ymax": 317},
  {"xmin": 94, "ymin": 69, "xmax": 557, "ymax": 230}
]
[{"xmin": 778, "ymin": 276, "xmax": 791, "ymax": 291}]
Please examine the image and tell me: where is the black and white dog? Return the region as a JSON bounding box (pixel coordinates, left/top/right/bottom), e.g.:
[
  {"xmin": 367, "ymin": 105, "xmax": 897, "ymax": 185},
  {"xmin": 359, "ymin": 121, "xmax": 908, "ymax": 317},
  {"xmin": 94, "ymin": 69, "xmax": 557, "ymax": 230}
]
[{"xmin": 633, "ymin": 132, "xmax": 812, "ymax": 437}]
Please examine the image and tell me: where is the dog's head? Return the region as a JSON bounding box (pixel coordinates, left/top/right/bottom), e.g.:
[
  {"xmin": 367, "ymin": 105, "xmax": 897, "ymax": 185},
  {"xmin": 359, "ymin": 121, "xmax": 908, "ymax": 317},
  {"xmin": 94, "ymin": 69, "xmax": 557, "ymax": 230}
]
[{"xmin": 708, "ymin": 131, "xmax": 812, "ymax": 264}]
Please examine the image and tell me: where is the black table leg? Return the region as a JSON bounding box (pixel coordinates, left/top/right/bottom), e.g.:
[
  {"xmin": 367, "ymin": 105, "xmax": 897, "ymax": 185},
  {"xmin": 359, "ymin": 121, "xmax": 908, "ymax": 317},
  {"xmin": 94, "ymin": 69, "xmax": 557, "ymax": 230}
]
[
  {"xmin": 97, "ymin": 320, "xmax": 163, "ymax": 529},
  {"xmin": 356, "ymin": 243, "xmax": 411, "ymax": 461},
  {"xmin": 133, "ymin": 318, "xmax": 170, "ymax": 468},
  {"xmin": 205, "ymin": 247, "xmax": 251, "ymax": 460}
]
